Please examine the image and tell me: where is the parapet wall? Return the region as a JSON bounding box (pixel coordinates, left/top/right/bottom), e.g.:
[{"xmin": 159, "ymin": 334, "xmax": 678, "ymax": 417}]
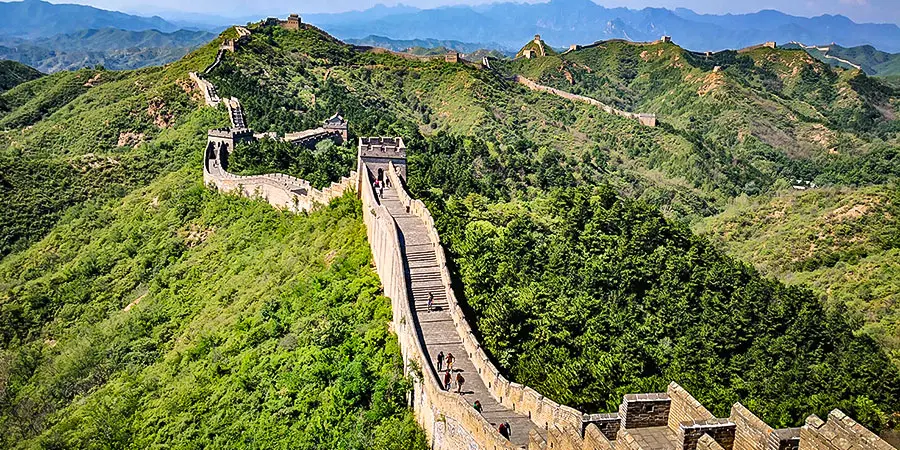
[
  {"xmin": 203, "ymin": 139, "xmax": 356, "ymax": 213},
  {"xmin": 799, "ymin": 410, "xmax": 895, "ymax": 450},
  {"xmin": 360, "ymin": 162, "xmax": 517, "ymax": 450},
  {"xmin": 514, "ymin": 75, "xmax": 657, "ymax": 126},
  {"xmin": 386, "ymin": 161, "xmax": 584, "ymax": 441},
  {"xmin": 668, "ymin": 383, "xmax": 715, "ymax": 434},
  {"xmin": 190, "ymin": 72, "xmax": 220, "ymax": 107}
]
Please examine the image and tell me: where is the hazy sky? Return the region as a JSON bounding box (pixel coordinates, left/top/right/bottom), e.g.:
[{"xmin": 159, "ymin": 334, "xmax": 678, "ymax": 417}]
[{"xmin": 49, "ymin": 0, "xmax": 900, "ymax": 25}]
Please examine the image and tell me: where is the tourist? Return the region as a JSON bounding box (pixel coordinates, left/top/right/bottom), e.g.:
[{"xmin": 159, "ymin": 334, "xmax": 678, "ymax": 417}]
[
  {"xmin": 446, "ymin": 352, "xmax": 454, "ymax": 372},
  {"xmin": 427, "ymin": 292, "xmax": 435, "ymax": 311},
  {"xmin": 437, "ymin": 351, "xmax": 444, "ymax": 372},
  {"xmin": 385, "ymin": 177, "xmax": 392, "ymax": 188},
  {"xmin": 379, "ymin": 183, "xmax": 384, "ymax": 199},
  {"xmin": 473, "ymin": 400, "xmax": 483, "ymax": 414},
  {"xmin": 499, "ymin": 422, "xmax": 510, "ymax": 440},
  {"xmin": 456, "ymin": 372, "xmax": 465, "ymax": 394},
  {"xmin": 444, "ymin": 370, "xmax": 452, "ymax": 391}
]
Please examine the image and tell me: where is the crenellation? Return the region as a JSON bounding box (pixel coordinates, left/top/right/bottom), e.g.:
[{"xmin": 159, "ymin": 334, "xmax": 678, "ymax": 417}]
[
  {"xmin": 677, "ymin": 418, "xmax": 736, "ymax": 450},
  {"xmin": 768, "ymin": 428, "xmax": 800, "ymax": 450},
  {"xmin": 620, "ymin": 393, "xmax": 671, "ymax": 429}
]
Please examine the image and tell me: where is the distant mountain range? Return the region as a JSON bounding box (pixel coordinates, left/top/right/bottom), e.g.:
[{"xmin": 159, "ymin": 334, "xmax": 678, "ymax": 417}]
[
  {"xmin": 2, "ymin": 0, "xmax": 900, "ymax": 73},
  {"xmin": 0, "ymin": 0, "xmax": 182, "ymax": 39},
  {"xmin": 0, "ymin": 28, "xmax": 215, "ymax": 72},
  {"xmin": 306, "ymin": 0, "xmax": 900, "ymax": 53},
  {"xmin": 344, "ymin": 35, "xmax": 515, "ymax": 56}
]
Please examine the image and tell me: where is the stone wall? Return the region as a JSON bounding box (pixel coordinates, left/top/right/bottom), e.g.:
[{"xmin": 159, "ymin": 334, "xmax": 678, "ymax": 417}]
[
  {"xmin": 360, "ymin": 162, "xmax": 517, "ymax": 450},
  {"xmin": 677, "ymin": 419, "xmax": 736, "ymax": 450},
  {"xmin": 799, "ymin": 410, "xmax": 895, "ymax": 450},
  {"xmin": 667, "ymin": 382, "xmax": 715, "ymax": 435},
  {"xmin": 386, "ymin": 161, "xmax": 585, "ymax": 440},
  {"xmin": 189, "ymin": 72, "xmax": 220, "ymax": 106},
  {"xmin": 729, "ymin": 403, "xmax": 772, "ymax": 450},
  {"xmin": 514, "ymin": 75, "xmax": 657, "ymax": 126},
  {"xmin": 619, "ymin": 393, "xmax": 671, "ymax": 429},
  {"xmin": 583, "ymin": 413, "xmax": 620, "ymax": 440},
  {"xmin": 203, "ymin": 136, "xmax": 356, "ymax": 213},
  {"xmin": 698, "ymin": 434, "xmax": 726, "ymax": 450}
]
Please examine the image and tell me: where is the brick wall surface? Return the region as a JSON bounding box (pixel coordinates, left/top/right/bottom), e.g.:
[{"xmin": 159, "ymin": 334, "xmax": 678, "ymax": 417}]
[
  {"xmin": 698, "ymin": 434, "xmax": 727, "ymax": 450},
  {"xmin": 619, "ymin": 393, "xmax": 671, "ymax": 429},
  {"xmin": 799, "ymin": 411, "xmax": 896, "ymax": 450},
  {"xmin": 668, "ymin": 382, "xmax": 715, "ymax": 435},
  {"xmin": 678, "ymin": 419, "xmax": 736, "ymax": 450},
  {"xmin": 583, "ymin": 413, "xmax": 620, "ymax": 441},
  {"xmin": 729, "ymin": 403, "xmax": 773, "ymax": 450}
]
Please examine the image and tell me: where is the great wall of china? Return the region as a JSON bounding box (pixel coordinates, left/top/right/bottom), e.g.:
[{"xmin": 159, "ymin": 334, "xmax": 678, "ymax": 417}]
[
  {"xmin": 513, "ymin": 75, "xmax": 658, "ymax": 127},
  {"xmin": 791, "ymin": 42, "xmax": 864, "ymax": 71},
  {"xmin": 193, "ymin": 18, "xmax": 898, "ymax": 450}
]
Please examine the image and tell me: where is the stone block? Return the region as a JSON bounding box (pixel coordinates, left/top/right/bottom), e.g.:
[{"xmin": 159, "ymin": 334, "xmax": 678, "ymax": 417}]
[{"xmin": 620, "ymin": 392, "xmax": 671, "ymax": 429}]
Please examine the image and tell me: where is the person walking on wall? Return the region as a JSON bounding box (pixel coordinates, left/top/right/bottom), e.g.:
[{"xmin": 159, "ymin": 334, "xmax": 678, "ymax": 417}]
[
  {"xmin": 499, "ymin": 422, "xmax": 510, "ymax": 440},
  {"xmin": 456, "ymin": 372, "xmax": 465, "ymax": 394},
  {"xmin": 473, "ymin": 400, "xmax": 483, "ymax": 414},
  {"xmin": 443, "ymin": 370, "xmax": 452, "ymax": 391},
  {"xmin": 427, "ymin": 292, "xmax": 435, "ymax": 311},
  {"xmin": 446, "ymin": 352, "xmax": 454, "ymax": 372},
  {"xmin": 437, "ymin": 351, "xmax": 444, "ymax": 372},
  {"xmin": 379, "ymin": 183, "xmax": 384, "ymax": 199}
]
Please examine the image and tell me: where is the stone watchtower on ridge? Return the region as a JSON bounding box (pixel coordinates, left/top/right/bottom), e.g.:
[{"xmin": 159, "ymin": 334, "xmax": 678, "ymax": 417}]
[
  {"xmin": 357, "ymin": 137, "xmax": 407, "ymax": 191},
  {"xmin": 323, "ymin": 112, "xmax": 349, "ymax": 142},
  {"xmin": 281, "ymin": 14, "xmax": 301, "ymax": 30}
]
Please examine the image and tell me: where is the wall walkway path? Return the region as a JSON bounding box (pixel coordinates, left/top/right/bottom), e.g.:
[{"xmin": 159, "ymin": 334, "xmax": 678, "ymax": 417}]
[{"xmin": 376, "ymin": 184, "xmax": 539, "ymax": 446}]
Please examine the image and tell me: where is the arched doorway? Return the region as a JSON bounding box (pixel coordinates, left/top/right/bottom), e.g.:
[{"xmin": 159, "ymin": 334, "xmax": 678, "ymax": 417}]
[{"xmin": 377, "ymin": 168, "xmax": 384, "ymax": 182}]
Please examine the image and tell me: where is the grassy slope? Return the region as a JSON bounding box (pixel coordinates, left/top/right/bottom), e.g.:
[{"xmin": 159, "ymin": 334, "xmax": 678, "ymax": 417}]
[
  {"xmin": 0, "ymin": 60, "xmax": 42, "ymax": 92},
  {"xmin": 0, "ymin": 28, "xmax": 426, "ymax": 448},
  {"xmin": 500, "ymin": 41, "xmax": 899, "ymax": 183},
  {"xmin": 0, "ymin": 38, "xmax": 228, "ymax": 257},
  {"xmin": 696, "ymin": 186, "xmax": 900, "ymax": 365},
  {"xmin": 0, "ymin": 170, "xmax": 424, "ymax": 449}
]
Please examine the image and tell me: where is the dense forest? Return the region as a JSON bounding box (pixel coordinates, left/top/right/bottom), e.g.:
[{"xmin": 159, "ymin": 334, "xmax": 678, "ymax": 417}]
[{"xmin": 2, "ymin": 18, "xmax": 900, "ymax": 446}]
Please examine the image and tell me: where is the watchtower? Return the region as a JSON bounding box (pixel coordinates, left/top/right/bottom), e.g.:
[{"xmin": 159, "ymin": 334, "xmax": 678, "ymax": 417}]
[
  {"xmin": 534, "ymin": 34, "xmax": 542, "ymax": 44},
  {"xmin": 282, "ymin": 14, "xmax": 301, "ymax": 30},
  {"xmin": 445, "ymin": 51, "xmax": 460, "ymax": 63},
  {"xmin": 357, "ymin": 137, "xmax": 407, "ymax": 191},
  {"xmin": 323, "ymin": 112, "xmax": 349, "ymax": 143}
]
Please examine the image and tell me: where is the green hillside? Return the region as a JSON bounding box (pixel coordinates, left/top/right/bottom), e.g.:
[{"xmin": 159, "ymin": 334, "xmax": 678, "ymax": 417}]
[
  {"xmin": 697, "ymin": 185, "xmax": 900, "ymax": 366},
  {"xmin": 0, "ymin": 170, "xmax": 424, "ymax": 449},
  {"xmin": 1, "ymin": 19, "xmax": 900, "ymax": 444},
  {"xmin": 0, "ymin": 60, "xmax": 42, "ymax": 92}
]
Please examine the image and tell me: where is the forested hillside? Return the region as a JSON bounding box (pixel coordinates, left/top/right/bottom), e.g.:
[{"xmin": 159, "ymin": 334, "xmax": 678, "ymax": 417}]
[
  {"xmin": 697, "ymin": 186, "xmax": 900, "ymax": 366},
  {"xmin": 0, "ymin": 60, "xmax": 42, "ymax": 92},
  {"xmin": 2, "ymin": 18, "xmax": 900, "ymax": 446},
  {"xmin": 0, "ymin": 29, "xmax": 425, "ymax": 448}
]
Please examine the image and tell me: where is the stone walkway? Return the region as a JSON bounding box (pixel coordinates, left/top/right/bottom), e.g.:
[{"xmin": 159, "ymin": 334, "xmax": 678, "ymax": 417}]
[{"xmin": 377, "ymin": 186, "xmax": 540, "ymax": 447}]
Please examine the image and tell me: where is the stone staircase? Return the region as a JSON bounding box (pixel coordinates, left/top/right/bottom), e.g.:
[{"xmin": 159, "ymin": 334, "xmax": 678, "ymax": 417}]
[{"xmin": 377, "ymin": 186, "xmax": 541, "ymax": 447}]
